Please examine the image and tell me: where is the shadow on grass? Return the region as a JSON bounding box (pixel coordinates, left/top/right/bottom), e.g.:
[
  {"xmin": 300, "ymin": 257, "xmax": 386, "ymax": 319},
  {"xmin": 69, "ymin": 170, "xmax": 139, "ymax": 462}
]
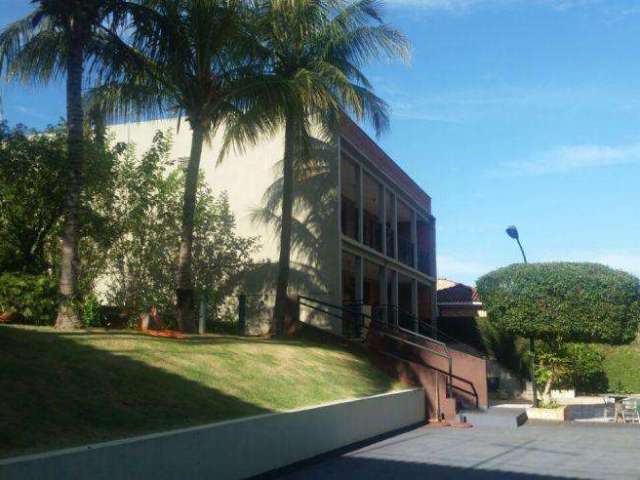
[{"xmin": 0, "ymin": 326, "xmax": 271, "ymax": 459}]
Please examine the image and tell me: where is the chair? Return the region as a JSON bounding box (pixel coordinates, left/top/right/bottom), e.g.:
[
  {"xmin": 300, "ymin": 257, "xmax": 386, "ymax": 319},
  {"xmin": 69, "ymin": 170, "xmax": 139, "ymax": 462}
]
[{"xmin": 621, "ymin": 398, "xmax": 640, "ymax": 424}]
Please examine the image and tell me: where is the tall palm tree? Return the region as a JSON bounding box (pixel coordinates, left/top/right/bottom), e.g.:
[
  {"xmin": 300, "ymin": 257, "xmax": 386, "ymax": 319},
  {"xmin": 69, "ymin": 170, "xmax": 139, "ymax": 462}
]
[
  {"xmin": 0, "ymin": 0, "xmax": 136, "ymax": 328},
  {"xmin": 93, "ymin": 0, "xmax": 266, "ymax": 332},
  {"xmin": 222, "ymin": 0, "xmax": 410, "ymax": 335}
]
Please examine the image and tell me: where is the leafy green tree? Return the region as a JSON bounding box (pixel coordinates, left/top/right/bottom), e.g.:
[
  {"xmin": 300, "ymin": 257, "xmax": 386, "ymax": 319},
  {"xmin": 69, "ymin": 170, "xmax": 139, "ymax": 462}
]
[
  {"xmin": 92, "ymin": 0, "xmax": 265, "ymax": 332},
  {"xmin": 102, "ymin": 130, "xmax": 258, "ymax": 326},
  {"xmin": 0, "ymin": 0, "xmax": 137, "ymax": 328},
  {"xmin": 222, "ymin": 0, "xmax": 410, "ymax": 334},
  {"xmin": 0, "ymin": 123, "xmax": 68, "ymax": 274},
  {"xmin": 478, "ymin": 262, "xmax": 640, "ymax": 396}
]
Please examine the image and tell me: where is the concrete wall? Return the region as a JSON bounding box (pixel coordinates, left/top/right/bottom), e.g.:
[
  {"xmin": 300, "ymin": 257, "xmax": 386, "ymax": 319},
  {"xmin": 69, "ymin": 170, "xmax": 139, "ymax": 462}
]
[
  {"xmin": 108, "ymin": 119, "xmax": 342, "ymax": 334},
  {"xmin": 0, "ymin": 389, "xmax": 425, "ymax": 480},
  {"xmin": 366, "ymin": 327, "xmax": 488, "ymax": 417}
]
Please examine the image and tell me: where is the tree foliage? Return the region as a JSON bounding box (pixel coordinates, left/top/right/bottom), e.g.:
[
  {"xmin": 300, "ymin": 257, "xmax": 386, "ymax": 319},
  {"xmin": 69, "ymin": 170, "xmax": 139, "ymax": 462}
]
[
  {"xmin": 101, "ymin": 131, "xmax": 258, "ymax": 325},
  {"xmin": 0, "ymin": 122, "xmax": 68, "ymax": 274},
  {"xmin": 477, "ymin": 262, "xmax": 640, "ymax": 344},
  {"xmin": 0, "ymin": 272, "xmax": 58, "ymax": 325}
]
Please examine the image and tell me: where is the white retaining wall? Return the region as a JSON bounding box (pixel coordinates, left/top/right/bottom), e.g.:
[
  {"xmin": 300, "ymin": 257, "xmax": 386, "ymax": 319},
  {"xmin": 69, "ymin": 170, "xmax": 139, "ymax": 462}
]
[{"xmin": 1, "ymin": 388, "xmax": 425, "ymax": 480}]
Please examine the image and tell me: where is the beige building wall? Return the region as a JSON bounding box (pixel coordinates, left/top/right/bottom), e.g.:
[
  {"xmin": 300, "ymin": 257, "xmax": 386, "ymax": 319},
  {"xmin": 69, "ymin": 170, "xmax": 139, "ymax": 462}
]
[{"xmin": 109, "ymin": 119, "xmax": 342, "ymax": 334}]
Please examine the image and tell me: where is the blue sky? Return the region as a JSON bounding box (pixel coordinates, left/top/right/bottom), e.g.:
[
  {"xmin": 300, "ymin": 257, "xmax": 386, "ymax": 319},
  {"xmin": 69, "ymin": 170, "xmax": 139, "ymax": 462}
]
[{"xmin": 2, "ymin": 0, "xmax": 640, "ymax": 284}]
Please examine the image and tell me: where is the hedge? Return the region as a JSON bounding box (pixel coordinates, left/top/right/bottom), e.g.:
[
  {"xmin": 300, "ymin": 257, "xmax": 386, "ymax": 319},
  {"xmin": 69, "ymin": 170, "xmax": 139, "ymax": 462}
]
[{"xmin": 477, "ymin": 262, "xmax": 640, "ymax": 344}]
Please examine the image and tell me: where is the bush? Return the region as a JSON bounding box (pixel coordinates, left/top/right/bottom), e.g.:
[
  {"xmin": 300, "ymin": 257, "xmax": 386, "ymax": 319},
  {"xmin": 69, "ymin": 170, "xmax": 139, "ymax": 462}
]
[
  {"xmin": 477, "ymin": 317, "xmax": 529, "ymax": 378},
  {"xmin": 569, "ymin": 344, "xmax": 608, "ymax": 393},
  {"xmin": 477, "ymin": 262, "xmax": 640, "ymax": 344},
  {"xmin": 535, "ymin": 343, "xmax": 608, "ymax": 394},
  {"xmin": 0, "ymin": 273, "xmax": 58, "ymax": 325},
  {"xmin": 81, "ymin": 295, "xmax": 104, "ymax": 328}
]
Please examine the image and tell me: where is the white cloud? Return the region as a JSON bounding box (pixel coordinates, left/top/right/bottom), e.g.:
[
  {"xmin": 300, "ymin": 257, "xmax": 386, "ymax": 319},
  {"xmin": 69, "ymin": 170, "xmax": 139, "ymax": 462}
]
[
  {"xmin": 490, "ymin": 142, "xmax": 640, "ymax": 177},
  {"xmin": 377, "ymin": 82, "xmax": 640, "ymax": 124},
  {"xmin": 383, "ymin": 0, "xmax": 640, "ymax": 17}
]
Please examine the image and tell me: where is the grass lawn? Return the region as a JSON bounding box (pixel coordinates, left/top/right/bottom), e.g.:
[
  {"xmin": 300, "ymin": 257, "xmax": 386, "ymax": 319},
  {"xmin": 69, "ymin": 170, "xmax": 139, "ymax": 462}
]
[
  {"xmin": 598, "ymin": 342, "xmax": 640, "ymax": 393},
  {"xmin": 0, "ymin": 325, "xmax": 404, "ymax": 458}
]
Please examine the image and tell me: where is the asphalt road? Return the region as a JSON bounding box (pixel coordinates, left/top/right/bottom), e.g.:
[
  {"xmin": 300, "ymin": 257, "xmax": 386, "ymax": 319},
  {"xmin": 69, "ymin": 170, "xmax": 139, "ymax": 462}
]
[{"xmin": 271, "ymin": 422, "xmax": 640, "ymax": 479}]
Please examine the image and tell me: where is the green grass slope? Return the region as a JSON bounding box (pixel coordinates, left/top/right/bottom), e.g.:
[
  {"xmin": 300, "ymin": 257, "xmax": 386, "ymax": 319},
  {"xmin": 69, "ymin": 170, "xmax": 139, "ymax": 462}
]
[
  {"xmin": 598, "ymin": 343, "xmax": 640, "ymax": 393},
  {"xmin": 0, "ymin": 325, "xmax": 404, "ymax": 458}
]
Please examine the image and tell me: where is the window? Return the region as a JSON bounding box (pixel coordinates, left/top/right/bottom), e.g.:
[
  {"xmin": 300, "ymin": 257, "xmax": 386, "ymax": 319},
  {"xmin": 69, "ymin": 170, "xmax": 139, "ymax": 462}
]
[
  {"xmin": 362, "ymin": 173, "xmax": 383, "ymax": 252},
  {"xmin": 397, "ymin": 200, "xmax": 414, "ymax": 267},
  {"xmin": 417, "ymin": 217, "xmax": 432, "ymax": 275},
  {"xmin": 340, "ymin": 156, "xmax": 359, "ymax": 241},
  {"xmin": 417, "ymin": 282, "xmax": 433, "ymax": 336},
  {"xmin": 397, "ymin": 273, "xmax": 414, "ymax": 330},
  {"xmin": 385, "ymin": 190, "xmax": 395, "ymax": 258}
]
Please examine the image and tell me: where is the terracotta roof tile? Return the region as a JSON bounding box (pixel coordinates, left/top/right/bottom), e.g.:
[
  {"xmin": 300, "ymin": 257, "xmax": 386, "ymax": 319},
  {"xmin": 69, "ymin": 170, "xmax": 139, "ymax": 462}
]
[{"xmin": 437, "ymin": 279, "xmax": 480, "ymax": 304}]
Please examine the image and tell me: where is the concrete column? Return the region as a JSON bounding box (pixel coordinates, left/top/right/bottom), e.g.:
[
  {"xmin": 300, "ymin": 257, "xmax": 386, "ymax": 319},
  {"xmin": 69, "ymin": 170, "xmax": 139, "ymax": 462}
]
[
  {"xmin": 430, "ymin": 218, "xmax": 438, "ymax": 336},
  {"xmin": 357, "ymin": 164, "xmax": 363, "ymax": 244},
  {"xmin": 411, "ymin": 210, "xmax": 418, "ymax": 269},
  {"xmin": 412, "ymin": 278, "xmax": 419, "ymax": 332},
  {"xmin": 392, "ymin": 271, "xmax": 399, "ymax": 328},
  {"xmin": 355, "ymin": 256, "xmax": 363, "ymax": 303},
  {"xmin": 381, "ymin": 187, "xmax": 387, "ymax": 256},
  {"xmin": 392, "ymin": 194, "xmax": 398, "ymax": 260},
  {"xmin": 380, "ymin": 268, "xmax": 388, "ymax": 324},
  {"xmin": 356, "ymin": 255, "xmax": 364, "ymax": 337}
]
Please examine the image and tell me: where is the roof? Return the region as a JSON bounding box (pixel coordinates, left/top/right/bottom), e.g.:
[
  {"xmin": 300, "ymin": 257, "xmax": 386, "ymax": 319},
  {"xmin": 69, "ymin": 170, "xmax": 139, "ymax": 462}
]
[
  {"xmin": 437, "ymin": 278, "xmax": 481, "ymax": 304},
  {"xmin": 339, "ymin": 116, "xmax": 431, "ymax": 212}
]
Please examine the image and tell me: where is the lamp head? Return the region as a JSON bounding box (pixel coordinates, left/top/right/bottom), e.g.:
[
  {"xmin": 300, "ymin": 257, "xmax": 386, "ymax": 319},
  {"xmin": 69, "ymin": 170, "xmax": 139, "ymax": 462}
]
[{"xmin": 506, "ymin": 225, "xmax": 519, "ymax": 240}]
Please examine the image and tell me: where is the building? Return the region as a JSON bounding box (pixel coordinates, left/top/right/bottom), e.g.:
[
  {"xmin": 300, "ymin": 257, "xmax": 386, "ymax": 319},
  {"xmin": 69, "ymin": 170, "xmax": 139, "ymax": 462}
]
[
  {"xmin": 110, "ymin": 116, "xmax": 437, "ymax": 336},
  {"xmin": 437, "ymin": 278, "xmax": 486, "ymax": 351}
]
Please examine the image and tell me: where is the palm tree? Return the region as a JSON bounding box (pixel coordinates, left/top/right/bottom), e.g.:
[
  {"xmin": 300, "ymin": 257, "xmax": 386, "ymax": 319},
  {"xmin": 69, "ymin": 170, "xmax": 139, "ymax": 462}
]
[
  {"xmin": 0, "ymin": 0, "xmax": 136, "ymax": 328},
  {"xmin": 222, "ymin": 0, "xmax": 410, "ymax": 335},
  {"xmin": 92, "ymin": 0, "xmax": 268, "ymax": 332}
]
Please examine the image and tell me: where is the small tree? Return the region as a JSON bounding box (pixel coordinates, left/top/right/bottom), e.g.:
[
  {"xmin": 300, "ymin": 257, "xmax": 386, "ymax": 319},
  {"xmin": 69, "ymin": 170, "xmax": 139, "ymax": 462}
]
[{"xmin": 477, "ymin": 262, "xmax": 640, "ymax": 397}]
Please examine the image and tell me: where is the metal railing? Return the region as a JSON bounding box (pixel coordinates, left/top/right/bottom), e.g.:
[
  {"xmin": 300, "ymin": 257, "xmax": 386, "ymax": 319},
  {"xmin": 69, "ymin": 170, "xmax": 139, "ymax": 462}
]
[
  {"xmin": 298, "ymin": 296, "xmax": 454, "ymax": 397},
  {"xmin": 296, "ymin": 295, "xmax": 481, "ymax": 409}
]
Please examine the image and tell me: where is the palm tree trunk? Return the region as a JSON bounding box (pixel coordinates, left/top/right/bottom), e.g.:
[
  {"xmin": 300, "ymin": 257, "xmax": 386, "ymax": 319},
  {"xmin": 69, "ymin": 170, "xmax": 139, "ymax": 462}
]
[
  {"xmin": 273, "ymin": 114, "xmax": 296, "ymax": 336},
  {"xmin": 56, "ymin": 28, "xmax": 84, "ymax": 329},
  {"xmin": 175, "ymin": 125, "xmax": 205, "ymax": 333}
]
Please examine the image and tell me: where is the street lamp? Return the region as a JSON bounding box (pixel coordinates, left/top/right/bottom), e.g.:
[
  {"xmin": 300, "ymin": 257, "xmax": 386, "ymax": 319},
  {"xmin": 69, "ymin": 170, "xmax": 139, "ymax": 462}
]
[{"xmin": 505, "ymin": 225, "xmax": 538, "ymax": 408}]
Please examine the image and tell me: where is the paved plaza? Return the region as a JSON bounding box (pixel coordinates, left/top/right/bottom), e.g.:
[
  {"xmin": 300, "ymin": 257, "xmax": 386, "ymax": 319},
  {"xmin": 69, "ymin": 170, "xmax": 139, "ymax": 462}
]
[{"xmin": 272, "ymin": 422, "xmax": 640, "ymax": 479}]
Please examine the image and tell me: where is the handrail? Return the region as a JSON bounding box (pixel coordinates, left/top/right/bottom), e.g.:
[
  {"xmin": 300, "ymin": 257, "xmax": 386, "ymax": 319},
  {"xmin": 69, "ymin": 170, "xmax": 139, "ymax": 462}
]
[
  {"xmin": 377, "ymin": 303, "xmax": 486, "ymax": 359},
  {"xmin": 418, "ymin": 320, "xmax": 487, "ymax": 359},
  {"xmin": 297, "ymin": 295, "xmax": 480, "ymax": 408},
  {"xmin": 375, "ymin": 330, "xmax": 453, "ymax": 398}
]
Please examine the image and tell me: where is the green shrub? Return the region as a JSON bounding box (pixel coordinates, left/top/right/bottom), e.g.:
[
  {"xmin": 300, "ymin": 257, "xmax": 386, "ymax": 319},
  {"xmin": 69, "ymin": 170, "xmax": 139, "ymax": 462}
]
[
  {"xmin": 81, "ymin": 295, "xmax": 103, "ymax": 328},
  {"xmin": 477, "ymin": 317, "xmax": 529, "ymax": 378},
  {"xmin": 535, "ymin": 343, "xmax": 608, "ymax": 394},
  {"xmin": 477, "ymin": 262, "xmax": 640, "ymax": 344},
  {"xmin": 568, "ymin": 344, "xmax": 608, "ymax": 393},
  {"xmin": 0, "ymin": 273, "xmax": 58, "ymax": 325}
]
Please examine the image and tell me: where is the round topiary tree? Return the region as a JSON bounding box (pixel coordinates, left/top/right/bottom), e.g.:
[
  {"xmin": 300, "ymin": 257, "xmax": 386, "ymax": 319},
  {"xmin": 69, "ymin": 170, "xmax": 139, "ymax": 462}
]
[{"xmin": 477, "ymin": 262, "xmax": 640, "ymax": 399}]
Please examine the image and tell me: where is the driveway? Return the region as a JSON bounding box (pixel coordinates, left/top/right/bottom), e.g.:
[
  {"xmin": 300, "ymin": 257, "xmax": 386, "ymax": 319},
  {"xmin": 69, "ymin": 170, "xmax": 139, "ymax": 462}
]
[{"xmin": 271, "ymin": 423, "xmax": 640, "ymax": 479}]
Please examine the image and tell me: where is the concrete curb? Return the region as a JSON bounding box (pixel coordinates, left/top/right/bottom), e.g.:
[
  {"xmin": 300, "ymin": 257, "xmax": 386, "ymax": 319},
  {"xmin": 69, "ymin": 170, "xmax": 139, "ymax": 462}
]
[{"xmin": 1, "ymin": 388, "xmax": 425, "ymax": 480}]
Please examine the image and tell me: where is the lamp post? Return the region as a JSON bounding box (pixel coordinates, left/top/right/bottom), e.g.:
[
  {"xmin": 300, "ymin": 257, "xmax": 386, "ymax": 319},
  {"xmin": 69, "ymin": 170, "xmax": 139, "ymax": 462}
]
[{"xmin": 506, "ymin": 225, "xmax": 538, "ymax": 408}]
